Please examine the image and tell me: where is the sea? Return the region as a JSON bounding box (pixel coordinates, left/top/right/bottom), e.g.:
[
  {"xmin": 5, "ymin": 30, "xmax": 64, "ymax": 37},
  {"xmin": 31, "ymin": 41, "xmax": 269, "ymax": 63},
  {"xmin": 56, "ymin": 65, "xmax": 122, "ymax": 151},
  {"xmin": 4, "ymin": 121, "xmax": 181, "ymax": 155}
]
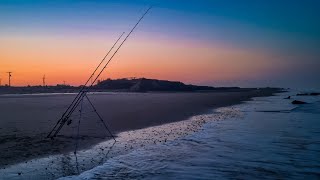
[{"xmin": 59, "ymin": 90, "xmax": 320, "ymax": 180}]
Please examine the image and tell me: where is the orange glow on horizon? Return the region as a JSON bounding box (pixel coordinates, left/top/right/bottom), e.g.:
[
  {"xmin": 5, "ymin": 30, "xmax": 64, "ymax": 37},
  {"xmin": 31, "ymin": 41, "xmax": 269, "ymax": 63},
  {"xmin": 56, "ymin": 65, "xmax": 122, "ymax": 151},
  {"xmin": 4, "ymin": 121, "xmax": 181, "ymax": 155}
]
[{"xmin": 0, "ymin": 34, "xmax": 289, "ymax": 87}]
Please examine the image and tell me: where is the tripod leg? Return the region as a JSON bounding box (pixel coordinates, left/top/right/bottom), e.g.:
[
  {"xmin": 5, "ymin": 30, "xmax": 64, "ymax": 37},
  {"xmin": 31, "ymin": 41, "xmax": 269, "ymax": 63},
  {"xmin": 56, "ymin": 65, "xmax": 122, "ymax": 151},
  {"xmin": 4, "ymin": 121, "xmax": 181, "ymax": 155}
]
[
  {"xmin": 85, "ymin": 94, "xmax": 116, "ymax": 142},
  {"xmin": 74, "ymin": 96, "xmax": 84, "ymax": 173}
]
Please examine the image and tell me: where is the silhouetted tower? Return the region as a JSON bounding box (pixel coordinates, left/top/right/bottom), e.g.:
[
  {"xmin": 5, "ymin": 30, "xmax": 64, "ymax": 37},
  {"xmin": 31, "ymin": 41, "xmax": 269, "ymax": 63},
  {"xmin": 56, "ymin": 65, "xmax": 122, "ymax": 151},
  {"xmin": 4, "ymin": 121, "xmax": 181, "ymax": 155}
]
[
  {"xmin": 6, "ymin": 72, "xmax": 12, "ymax": 87},
  {"xmin": 43, "ymin": 75, "xmax": 46, "ymax": 86}
]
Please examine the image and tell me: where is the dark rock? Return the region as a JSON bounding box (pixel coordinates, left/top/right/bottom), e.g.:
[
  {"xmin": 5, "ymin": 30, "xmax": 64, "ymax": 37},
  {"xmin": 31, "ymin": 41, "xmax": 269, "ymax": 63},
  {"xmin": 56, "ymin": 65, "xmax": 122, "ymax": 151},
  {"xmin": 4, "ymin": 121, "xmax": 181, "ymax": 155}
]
[
  {"xmin": 296, "ymin": 93, "xmax": 309, "ymax": 96},
  {"xmin": 284, "ymin": 96, "xmax": 291, "ymax": 99},
  {"xmin": 292, "ymin": 100, "xmax": 307, "ymax": 104},
  {"xmin": 297, "ymin": 92, "xmax": 320, "ymax": 96}
]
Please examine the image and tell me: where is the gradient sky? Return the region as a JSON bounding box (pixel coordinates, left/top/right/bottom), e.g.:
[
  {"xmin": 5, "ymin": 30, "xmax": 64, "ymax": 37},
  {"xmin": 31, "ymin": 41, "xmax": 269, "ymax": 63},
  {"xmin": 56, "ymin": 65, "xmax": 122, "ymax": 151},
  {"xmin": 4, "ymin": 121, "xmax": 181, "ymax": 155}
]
[{"xmin": 0, "ymin": 0, "xmax": 319, "ymax": 88}]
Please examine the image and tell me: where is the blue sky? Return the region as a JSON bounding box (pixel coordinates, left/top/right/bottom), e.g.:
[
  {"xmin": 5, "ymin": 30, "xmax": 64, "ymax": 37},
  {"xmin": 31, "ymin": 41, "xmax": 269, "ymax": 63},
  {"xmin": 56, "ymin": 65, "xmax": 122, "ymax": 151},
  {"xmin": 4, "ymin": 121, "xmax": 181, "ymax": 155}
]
[{"xmin": 1, "ymin": 0, "xmax": 319, "ymax": 88}]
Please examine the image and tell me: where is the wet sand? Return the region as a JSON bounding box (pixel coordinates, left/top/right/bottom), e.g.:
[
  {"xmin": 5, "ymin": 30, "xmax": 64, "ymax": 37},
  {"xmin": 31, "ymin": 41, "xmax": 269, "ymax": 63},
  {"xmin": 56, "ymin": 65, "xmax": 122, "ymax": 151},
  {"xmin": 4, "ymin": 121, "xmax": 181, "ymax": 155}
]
[
  {"xmin": 0, "ymin": 88, "xmax": 280, "ymax": 168},
  {"xmin": 0, "ymin": 106, "xmax": 243, "ymax": 179}
]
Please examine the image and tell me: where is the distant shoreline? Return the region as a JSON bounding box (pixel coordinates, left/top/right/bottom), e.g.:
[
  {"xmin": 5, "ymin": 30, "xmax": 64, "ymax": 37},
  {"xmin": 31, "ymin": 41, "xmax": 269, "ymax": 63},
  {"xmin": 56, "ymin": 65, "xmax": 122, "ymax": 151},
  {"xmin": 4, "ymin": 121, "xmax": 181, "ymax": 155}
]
[
  {"xmin": 0, "ymin": 87, "xmax": 266, "ymax": 96},
  {"xmin": 0, "ymin": 86, "xmax": 277, "ymax": 96},
  {"xmin": 0, "ymin": 78, "xmax": 245, "ymax": 94}
]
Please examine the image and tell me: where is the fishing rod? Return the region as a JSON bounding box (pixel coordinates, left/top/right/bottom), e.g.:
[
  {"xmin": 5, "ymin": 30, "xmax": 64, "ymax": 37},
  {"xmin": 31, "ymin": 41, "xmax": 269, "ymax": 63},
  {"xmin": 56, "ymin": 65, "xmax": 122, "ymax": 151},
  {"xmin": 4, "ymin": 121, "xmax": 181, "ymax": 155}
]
[
  {"xmin": 47, "ymin": 32, "xmax": 125, "ymax": 138},
  {"xmin": 53, "ymin": 6, "xmax": 153, "ymax": 137},
  {"xmin": 87, "ymin": 6, "xmax": 152, "ymax": 88},
  {"xmin": 51, "ymin": 6, "xmax": 152, "ymax": 138},
  {"xmin": 48, "ymin": 6, "xmax": 152, "ymax": 138}
]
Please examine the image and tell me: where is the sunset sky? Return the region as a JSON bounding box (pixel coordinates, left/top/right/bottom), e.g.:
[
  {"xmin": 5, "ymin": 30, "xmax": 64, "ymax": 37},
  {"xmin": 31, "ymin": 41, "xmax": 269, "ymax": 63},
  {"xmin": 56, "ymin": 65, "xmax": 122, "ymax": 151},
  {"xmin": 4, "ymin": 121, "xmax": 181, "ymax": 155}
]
[{"xmin": 1, "ymin": 0, "xmax": 319, "ymax": 88}]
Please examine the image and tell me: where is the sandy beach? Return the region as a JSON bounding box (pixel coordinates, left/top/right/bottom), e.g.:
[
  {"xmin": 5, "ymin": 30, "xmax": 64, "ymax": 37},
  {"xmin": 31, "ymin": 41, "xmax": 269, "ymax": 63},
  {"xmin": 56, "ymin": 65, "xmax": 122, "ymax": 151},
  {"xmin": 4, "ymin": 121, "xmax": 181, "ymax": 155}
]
[{"xmin": 0, "ymin": 88, "xmax": 280, "ymax": 169}]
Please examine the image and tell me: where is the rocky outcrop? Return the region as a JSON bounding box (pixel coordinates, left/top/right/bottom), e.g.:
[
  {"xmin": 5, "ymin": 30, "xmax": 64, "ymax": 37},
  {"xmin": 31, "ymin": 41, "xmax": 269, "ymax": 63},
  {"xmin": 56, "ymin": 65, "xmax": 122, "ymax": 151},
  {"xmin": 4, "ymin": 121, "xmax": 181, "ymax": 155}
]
[
  {"xmin": 292, "ymin": 100, "xmax": 307, "ymax": 104},
  {"xmin": 297, "ymin": 92, "xmax": 320, "ymax": 96}
]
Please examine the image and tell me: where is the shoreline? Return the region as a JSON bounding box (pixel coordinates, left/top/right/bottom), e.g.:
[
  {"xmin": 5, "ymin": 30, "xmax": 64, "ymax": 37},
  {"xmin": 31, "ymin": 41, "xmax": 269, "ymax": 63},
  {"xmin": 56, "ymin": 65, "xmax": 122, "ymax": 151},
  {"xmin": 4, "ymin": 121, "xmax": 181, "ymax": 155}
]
[
  {"xmin": 0, "ymin": 88, "xmax": 282, "ymax": 170},
  {"xmin": 1, "ymin": 96, "xmax": 258, "ymax": 180},
  {"xmin": 62, "ymin": 90, "xmax": 319, "ymax": 180},
  {"xmin": 0, "ymin": 87, "xmax": 276, "ymax": 96}
]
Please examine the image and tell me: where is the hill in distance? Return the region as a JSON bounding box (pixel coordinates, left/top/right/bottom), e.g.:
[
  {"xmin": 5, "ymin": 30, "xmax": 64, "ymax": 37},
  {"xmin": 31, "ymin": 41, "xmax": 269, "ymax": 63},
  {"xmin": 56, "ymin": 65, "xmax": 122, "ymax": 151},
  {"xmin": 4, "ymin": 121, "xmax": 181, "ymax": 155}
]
[{"xmin": 94, "ymin": 78, "xmax": 239, "ymax": 92}]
